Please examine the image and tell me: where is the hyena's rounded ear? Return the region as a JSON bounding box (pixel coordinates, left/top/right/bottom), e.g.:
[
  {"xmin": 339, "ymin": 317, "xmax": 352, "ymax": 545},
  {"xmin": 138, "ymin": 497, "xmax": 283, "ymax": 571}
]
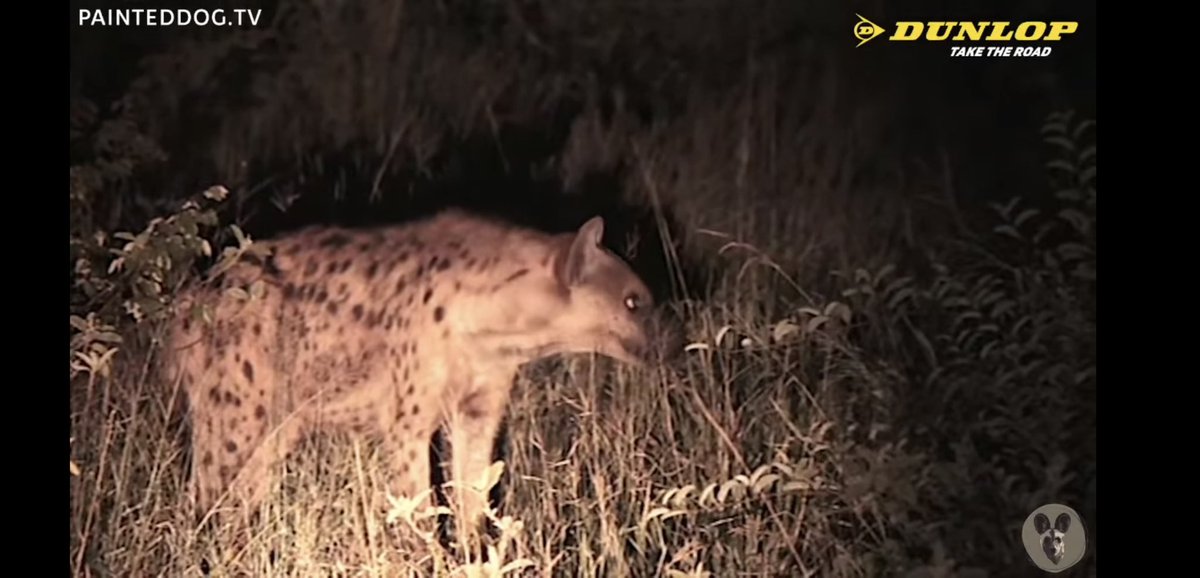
[
  {"xmin": 1034, "ymin": 513, "xmax": 1051, "ymax": 534},
  {"xmin": 578, "ymin": 216, "xmax": 605, "ymax": 246},
  {"xmin": 1055, "ymin": 513, "xmax": 1071, "ymax": 533},
  {"xmin": 560, "ymin": 216, "xmax": 605, "ymax": 286}
]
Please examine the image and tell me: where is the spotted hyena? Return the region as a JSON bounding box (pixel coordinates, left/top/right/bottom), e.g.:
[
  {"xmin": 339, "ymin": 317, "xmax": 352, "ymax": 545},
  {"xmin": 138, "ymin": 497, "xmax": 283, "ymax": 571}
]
[{"xmin": 165, "ymin": 208, "xmax": 672, "ymax": 534}]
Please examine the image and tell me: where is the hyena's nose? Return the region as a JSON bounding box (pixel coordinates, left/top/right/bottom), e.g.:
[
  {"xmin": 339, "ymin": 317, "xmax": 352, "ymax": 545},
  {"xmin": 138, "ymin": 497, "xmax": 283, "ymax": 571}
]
[{"xmin": 652, "ymin": 312, "xmax": 687, "ymax": 363}]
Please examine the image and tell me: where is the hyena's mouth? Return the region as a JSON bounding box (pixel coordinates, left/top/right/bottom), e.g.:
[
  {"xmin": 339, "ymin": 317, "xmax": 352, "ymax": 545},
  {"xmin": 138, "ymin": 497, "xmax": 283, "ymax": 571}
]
[{"xmin": 617, "ymin": 335, "xmax": 652, "ymax": 364}]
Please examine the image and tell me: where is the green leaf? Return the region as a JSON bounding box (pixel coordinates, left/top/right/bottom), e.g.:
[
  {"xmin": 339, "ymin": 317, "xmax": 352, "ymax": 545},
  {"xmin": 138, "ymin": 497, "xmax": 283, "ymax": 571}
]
[
  {"xmin": 1014, "ymin": 208, "xmax": 1040, "ymax": 228},
  {"xmin": 1044, "ymin": 135, "xmax": 1075, "ymax": 151},
  {"xmin": 992, "ymin": 225, "xmax": 1022, "ymax": 241},
  {"xmin": 203, "ymin": 185, "xmax": 229, "ymax": 201},
  {"xmin": 1044, "ymin": 159, "xmax": 1075, "ymax": 174}
]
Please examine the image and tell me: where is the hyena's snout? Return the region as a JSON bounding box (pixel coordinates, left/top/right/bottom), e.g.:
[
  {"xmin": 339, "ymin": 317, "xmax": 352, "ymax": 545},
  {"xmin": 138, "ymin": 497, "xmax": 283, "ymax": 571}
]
[{"xmin": 623, "ymin": 308, "xmax": 686, "ymax": 365}]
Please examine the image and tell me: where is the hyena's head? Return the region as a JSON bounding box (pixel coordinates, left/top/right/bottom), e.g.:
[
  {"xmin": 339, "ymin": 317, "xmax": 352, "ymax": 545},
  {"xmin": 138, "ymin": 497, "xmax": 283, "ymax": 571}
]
[{"xmin": 481, "ymin": 215, "xmax": 682, "ymax": 367}]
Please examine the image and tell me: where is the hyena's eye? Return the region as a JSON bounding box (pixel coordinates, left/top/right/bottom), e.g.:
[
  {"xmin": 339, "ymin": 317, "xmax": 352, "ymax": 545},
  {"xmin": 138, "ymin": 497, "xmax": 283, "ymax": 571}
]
[{"xmin": 624, "ymin": 294, "xmax": 640, "ymax": 312}]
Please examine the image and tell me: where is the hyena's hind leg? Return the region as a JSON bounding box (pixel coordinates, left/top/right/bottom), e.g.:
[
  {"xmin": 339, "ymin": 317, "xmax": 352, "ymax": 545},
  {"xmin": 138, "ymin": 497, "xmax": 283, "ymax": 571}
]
[{"xmin": 188, "ymin": 359, "xmax": 303, "ymax": 523}]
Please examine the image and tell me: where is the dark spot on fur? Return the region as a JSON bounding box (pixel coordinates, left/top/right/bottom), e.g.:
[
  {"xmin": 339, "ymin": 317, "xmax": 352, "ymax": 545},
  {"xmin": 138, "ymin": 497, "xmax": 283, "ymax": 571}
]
[
  {"xmin": 264, "ymin": 255, "xmax": 283, "ymax": 277},
  {"xmin": 202, "ymin": 452, "xmax": 213, "ymax": 466},
  {"xmin": 437, "ymin": 258, "xmax": 452, "ymax": 272},
  {"xmin": 305, "ymin": 260, "xmax": 318, "ymax": 276},
  {"xmin": 327, "ymin": 302, "xmax": 339, "ymax": 315},
  {"xmin": 223, "ymin": 391, "xmax": 242, "ymax": 407},
  {"xmin": 209, "ymin": 387, "xmax": 222, "ymax": 403},
  {"xmin": 353, "ymin": 304, "xmax": 364, "ymax": 321},
  {"xmin": 340, "ymin": 260, "xmax": 352, "ymax": 273},
  {"xmin": 412, "ymin": 404, "xmax": 420, "ymax": 416},
  {"xmin": 423, "ymin": 288, "xmax": 433, "ymax": 304},
  {"xmin": 255, "ymin": 405, "xmax": 266, "ymax": 420},
  {"xmin": 326, "ymin": 262, "xmax": 339, "ymax": 274},
  {"xmin": 225, "ymin": 440, "xmax": 238, "ymax": 453},
  {"xmin": 316, "ymin": 289, "xmax": 328, "ymax": 303},
  {"xmin": 253, "ymin": 323, "xmax": 262, "ymax": 336},
  {"xmin": 366, "ymin": 262, "xmax": 379, "ymax": 279},
  {"xmin": 405, "ymin": 384, "xmax": 414, "ymax": 396},
  {"xmin": 242, "ymin": 361, "xmax": 255, "ymax": 383},
  {"xmin": 283, "ymin": 283, "xmax": 297, "ymax": 299},
  {"xmin": 415, "ymin": 264, "xmax": 426, "ymax": 277},
  {"xmin": 182, "ymin": 318, "xmax": 191, "ymax": 332},
  {"xmin": 504, "ymin": 268, "xmax": 530, "ymax": 283},
  {"xmin": 466, "ymin": 257, "xmax": 478, "ymax": 269},
  {"xmin": 459, "ymin": 391, "xmax": 487, "ymax": 420},
  {"xmin": 396, "ymin": 278, "xmax": 407, "ymax": 293},
  {"xmin": 321, "ymin": 233, "xmax": 352, "ymax": 248},
  {"xmin": 434, "ymin": 306, "xmax": 445, "ymax": 323}
]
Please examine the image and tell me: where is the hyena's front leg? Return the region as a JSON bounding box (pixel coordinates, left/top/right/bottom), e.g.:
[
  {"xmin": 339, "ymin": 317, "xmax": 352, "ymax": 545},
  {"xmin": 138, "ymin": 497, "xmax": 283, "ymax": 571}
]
[
  {"xmin": 379, "ymin": 396, "xmax": 435, "ymax": 528},
  {"xmin": 445, "ymin": 381, "xmax": 511, "ymax": 545}
]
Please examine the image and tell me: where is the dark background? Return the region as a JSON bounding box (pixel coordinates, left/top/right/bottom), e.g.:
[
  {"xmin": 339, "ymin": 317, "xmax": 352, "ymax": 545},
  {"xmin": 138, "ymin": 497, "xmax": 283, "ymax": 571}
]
[{"xmin": 69, "ymin": 0, "xmax": 1096, "ymax": 235}]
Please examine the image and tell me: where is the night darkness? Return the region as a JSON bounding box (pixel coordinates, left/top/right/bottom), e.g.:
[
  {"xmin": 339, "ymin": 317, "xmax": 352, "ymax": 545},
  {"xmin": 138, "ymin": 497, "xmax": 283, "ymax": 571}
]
[{"xmin": 70, "ymin": 0, "xmax": 1097, "ymax": 576}]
